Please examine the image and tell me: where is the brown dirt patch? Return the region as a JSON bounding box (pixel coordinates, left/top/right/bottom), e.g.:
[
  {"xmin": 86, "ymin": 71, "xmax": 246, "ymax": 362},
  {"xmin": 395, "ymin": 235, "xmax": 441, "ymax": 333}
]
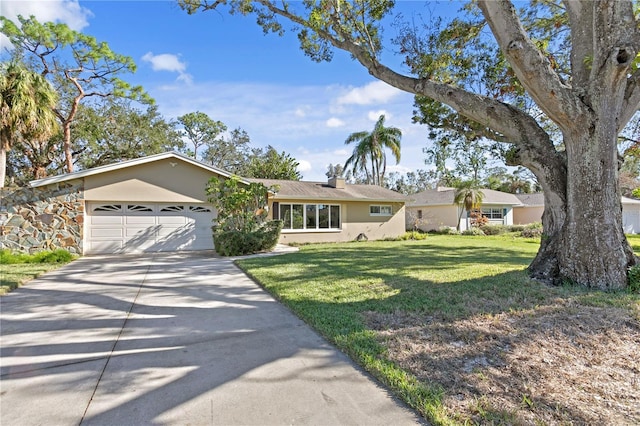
[{"xmin": 363, "ymin": 300, "xmax": 640, "ymax": 425}]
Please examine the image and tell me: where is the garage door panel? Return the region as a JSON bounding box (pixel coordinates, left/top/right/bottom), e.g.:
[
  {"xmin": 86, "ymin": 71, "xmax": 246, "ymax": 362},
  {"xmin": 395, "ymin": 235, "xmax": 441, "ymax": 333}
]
[
  {"xmin": 87, "ymin": 202, "xmax": 215, "ymax": 254},
  {"xmin": 90, "ymin": 215, "xmax": 123, "ymax": 225}
]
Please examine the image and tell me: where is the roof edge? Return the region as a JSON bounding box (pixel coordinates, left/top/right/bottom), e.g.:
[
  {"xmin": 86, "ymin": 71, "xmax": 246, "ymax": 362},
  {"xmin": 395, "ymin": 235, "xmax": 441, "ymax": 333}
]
[{"xmin": 29, "ymin": 151, "xmax": 247, "ymax": 188}]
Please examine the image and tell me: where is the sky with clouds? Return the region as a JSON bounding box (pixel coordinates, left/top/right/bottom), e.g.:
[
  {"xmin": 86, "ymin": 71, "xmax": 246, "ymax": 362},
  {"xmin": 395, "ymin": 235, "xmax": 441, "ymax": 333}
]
[{"xmin": 1, "ymin": 0, "xmax": 463, "ymax": 181}]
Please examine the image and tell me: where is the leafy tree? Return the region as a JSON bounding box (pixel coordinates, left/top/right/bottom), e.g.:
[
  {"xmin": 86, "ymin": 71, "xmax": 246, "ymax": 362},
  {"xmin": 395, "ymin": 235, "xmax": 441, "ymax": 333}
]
[
  {"xmin": 179, "ymin": 0, "xmax": 640, "ymax": 289},
  {"xmin": 1, "ymin": 16, "xmax": 149, "ymax": 174},
  {"xmin": 71, "ymin": 100, "xmax": 183, "ymax": 170},
  {"xmin": 0, "ymin": 60, "xmax": 59, "ymax": 186},
  {"xmin": 344, "ymin": 114, "xmax": 402, "ymax": 186},
  {"xmin": 484, "ymin": 166, "xmax": 538, "ymax": 194},
  {"xmin": 325, "ymin": 163, "xmax": 345, "ymax": 178},
  {"xmin": 202, "ymin": 127, "xmax": 253, "ymax": 173},
  {"xmin": 242, "ymin": 145, "xmax": 302, "ymax": 180},
  {"xmin": 454, "ymin": 180, "xmax": 485, "ymax": 232},
  {"xmin": 206, "ymin": 175, "xmax": 282, "ymax": 255},
  {"xmin": 177, "ymin": 111, "xmax": 227, "ymax": 159},
  {"xmin": 384, "ymin": 170, "xmax": 432, "ymax": 195}
]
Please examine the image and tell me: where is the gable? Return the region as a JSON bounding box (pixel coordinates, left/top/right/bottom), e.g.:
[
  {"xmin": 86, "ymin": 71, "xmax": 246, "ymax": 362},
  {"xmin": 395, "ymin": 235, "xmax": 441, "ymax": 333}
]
[{"xmin": 84, "ymin": 157, "xmax": 222, "ymax": 203}]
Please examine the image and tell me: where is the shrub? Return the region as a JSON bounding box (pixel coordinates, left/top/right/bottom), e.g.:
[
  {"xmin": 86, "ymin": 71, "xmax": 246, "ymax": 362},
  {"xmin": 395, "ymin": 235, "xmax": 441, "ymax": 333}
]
[
  {"xmin": 480, "ymin": 225, "xmax": 508, "ymax": 235},
  {"xmin": 628, "ymin": 264, "xmax": 640, "ymax": 293},
  {"xmin": 213, "ymin": 220, "xmax": 283, "ymax": 256},
  {"xmin": 434, "ymin": 226, "xmax": 459, "ymax": 235},
  {"xmin": 520, "ymin": 222, "xmax": 543, "ymax": 238},
  {"xmin": 207, "ymin": 176, "xmax": 283, "ymax": 256},
  {"xmin": 462, "ymin": 227, "xmax": 486, "ymax": 236},
  {"xmin": 395, "ymin": 231, "xmax": 429, "ymax": 241},
  {"xmin": 0, "ymin": 249, "xmax": 74, "ymax": 264}
]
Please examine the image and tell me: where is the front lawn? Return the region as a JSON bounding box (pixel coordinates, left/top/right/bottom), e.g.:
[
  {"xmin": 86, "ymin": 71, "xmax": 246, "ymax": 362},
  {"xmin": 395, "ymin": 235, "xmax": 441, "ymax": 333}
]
[{"xmin": 237, "ymin": 235, "xmax": 640, "ymax": 425}]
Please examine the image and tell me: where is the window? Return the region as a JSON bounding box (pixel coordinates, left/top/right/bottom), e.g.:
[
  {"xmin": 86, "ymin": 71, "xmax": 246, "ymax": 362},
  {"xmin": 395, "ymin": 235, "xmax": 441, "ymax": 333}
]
[
  {"xmin": 160, "ymin": 205, "xmax": 184, "ymax": 212},
  {"xmin": 417, "ymin": 209, "xmax": 423, "ymax": 219},
  {"xmin": 189, "ymin": 206, "xmax": 212, "ymax": 213},
  {"xmin": 481, "ymin": 208, "xmax": 504, "ymax": 219},
  {"xmin": 279, "ymin": 203, "xmax": 340, "ymax": 230},
  {"xmin": 93, "ymin": 204, "xmax": 122, "ymax": 212},
  {"xmin": 127, "ymin": 205, "xmax": 153, "ymax": 212},
  {"xmin": 370, "ymin": 205, "xmax": 392, "ymax": 216}
]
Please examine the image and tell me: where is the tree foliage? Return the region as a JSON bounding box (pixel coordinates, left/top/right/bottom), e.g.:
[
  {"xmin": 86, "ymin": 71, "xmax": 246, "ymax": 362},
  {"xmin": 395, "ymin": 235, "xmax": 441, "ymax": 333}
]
[
  {"xmin": 177, "ymin": 111, "xmax": 227, "ymax": 159},
  {"xmin": 72, "ymin": 100, "xmax": 183, "ymax": 170},
  {"xmin": 454, "ymin": 180, "xmax": 485, "ymax": 231},
  {"xmin": 1, "ymin": 15, "xmax": 150, "ymax": 174},
  {"xmin": 241, "ymin": 145, "xmax": 302, "ymax": 180},
  {"xmin": 179, "ymin": 0, "xmax": 640, "ymax": 289},
  {"xmin": 344, "ymin": 114, "xmax": 401, "ymax": 186},
  {"xmin": 0, "ymin": 60, "xmax": 59, "ymax": 186}
]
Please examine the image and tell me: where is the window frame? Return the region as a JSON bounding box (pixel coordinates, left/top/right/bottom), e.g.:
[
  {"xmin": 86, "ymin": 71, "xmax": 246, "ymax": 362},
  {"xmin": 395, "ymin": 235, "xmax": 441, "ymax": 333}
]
[
  {"xmin": 369, "ymin": 204, "xmax": 393, "ymax": 216},
  {"xmin": 279, "ymin": 203, "xmax": 341, "ymax": 231}
]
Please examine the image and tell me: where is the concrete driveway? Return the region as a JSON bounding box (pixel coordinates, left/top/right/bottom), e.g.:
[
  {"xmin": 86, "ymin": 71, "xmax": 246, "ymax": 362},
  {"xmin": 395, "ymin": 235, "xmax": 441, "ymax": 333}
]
[{"xmin": 1, "ymin": 252, "xmax": 423, "ymax": 425}]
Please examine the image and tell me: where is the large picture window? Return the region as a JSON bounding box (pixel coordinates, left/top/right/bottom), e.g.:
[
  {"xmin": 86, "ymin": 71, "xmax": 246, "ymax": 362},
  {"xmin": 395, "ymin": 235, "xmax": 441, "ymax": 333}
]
[{"xmin": 279, "ymin": 203, "xmax": 340, "ymax": 230}]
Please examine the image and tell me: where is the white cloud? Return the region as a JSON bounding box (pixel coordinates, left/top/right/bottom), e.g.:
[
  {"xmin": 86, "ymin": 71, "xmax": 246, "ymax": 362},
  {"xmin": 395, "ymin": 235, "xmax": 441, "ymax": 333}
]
[
  {"xmin": 297, "ymin": 159, "xmax": 312, "ymax": 172},
  {"xmin": 333, "ymin": 148, "xmax": 350, "ymax": 156},
  {"xmin": 2, "ymin": 0, "xmax": 92, "ymax": 30},
  {"xmin": 368, "ymin": 110, "xmax": 389, "ymax": 121},
  {"xmin": 326, "ymin": 117, "xmax": 345, "ymax": 128},
  {"xmin": 142, "ymin": 52, "xmax": 193, "ymax": 84},
  {"xmin": 336, "ymin": 81, "xmax": 404, "ymax": 105}
]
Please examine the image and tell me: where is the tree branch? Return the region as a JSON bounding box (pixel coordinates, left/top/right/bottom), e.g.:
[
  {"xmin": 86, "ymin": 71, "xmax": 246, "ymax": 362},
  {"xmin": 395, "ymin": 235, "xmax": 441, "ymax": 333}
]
[{"xmin": 478, "ymin": 0, "xmax": 582, "ymax": 130}]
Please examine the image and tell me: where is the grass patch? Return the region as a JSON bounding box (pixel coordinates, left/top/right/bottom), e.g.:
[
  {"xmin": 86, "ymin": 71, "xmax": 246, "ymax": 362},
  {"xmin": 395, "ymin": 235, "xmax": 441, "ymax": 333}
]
[
  {"xmin": 237, "ymin": 235, "xmax": 640, "ymax": 425},
  {"xmin": 0, "ymin": 249, "xmax": 76, "ymax": 294}
]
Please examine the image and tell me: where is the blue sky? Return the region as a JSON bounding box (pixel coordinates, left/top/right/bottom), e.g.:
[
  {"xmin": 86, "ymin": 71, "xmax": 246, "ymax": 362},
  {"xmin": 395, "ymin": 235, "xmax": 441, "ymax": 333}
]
[{"xmin": 1, "ymin": 0, "xmax": 465, "ymax": 181}]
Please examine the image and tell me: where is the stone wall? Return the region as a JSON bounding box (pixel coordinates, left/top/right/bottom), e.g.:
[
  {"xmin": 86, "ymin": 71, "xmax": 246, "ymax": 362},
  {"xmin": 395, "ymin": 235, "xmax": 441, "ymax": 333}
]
[{"xmin": 0, "ymin": 181, "xmax": 84, "ymax": 254}]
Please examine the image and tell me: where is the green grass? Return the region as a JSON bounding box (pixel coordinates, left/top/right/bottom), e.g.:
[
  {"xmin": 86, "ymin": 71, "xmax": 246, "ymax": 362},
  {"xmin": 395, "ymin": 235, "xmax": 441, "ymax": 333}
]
[
  {"xmin": 236, "ymin": 235, "xmax": 640, "ymax": 425},
  {"xmin": 0, "ymin": 249, "xmax": 76, "ymax": 294}
]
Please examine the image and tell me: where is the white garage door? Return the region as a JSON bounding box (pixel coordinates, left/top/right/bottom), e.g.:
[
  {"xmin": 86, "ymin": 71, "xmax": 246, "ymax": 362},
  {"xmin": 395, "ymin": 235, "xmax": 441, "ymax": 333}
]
[
  {"xmin": 623, "ymin": 207, "xmax": 640, "ymax": 234},
  {"xmin": 86, "ymin": 203, "xmax": 216, "ymax": 254}
]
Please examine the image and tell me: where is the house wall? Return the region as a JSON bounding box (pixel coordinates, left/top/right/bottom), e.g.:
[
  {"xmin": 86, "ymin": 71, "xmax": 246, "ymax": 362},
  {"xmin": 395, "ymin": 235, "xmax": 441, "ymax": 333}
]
[
  {"xmin": 270, "ymin": 199, "xmax": 406, "ymax": 244},
  {"xmin": 406, "ymin": 205, "xmax": 459, "ymax": 231},
  {"xmin": 513, "ymin": 206, "xmax": 544, "ymax": 225},
  {"xmin": 84, "ymin": 158, "xmax": 214, "ymax": 203},
  {"xmin": 623, "ymin": 203, "xmax": 640, "ymax": 234},
  {"xmin": 0, "ymin": 181, "xmax": 84, "ymax": 253}
]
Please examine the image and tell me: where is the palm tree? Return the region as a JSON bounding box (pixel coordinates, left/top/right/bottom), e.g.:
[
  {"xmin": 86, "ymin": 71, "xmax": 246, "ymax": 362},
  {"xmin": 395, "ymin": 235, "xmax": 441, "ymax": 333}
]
[
  {"xmin": 454, "ymin": 180, "xmax": 485, "ymax": 231},
  {"xmin": 343, "ymin": 114, "xmax": 401, "ymax": 186},
  {"xmin": 0, "ymin": 61, "xmax": 59, "ymax": 187}
]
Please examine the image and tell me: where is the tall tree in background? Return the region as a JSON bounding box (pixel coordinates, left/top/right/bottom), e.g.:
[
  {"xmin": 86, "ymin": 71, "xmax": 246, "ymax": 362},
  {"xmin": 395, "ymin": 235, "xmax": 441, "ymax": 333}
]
[
  {"xmin": 1, "ymin": 16, "xmax": 149, "ymax": 174},
  {"xmin": 242, "ymin": 145, "xmax": 302, "ymax": 180},
  {"xmin": 72, "ymin": 100, "xmax": 183, "ymax": 170},
  {"xmin": 202, "ymin": 127, "xmax": 252, "ymax": 173},
  {"xmin": 0, "ymin": 61, "xmax": 59, "ymax": 186},
  {"xmin": 344, "ymin": 114, "xmax": 402, "ymax": 186},
  {"xmin": 454, "ymin": 180, "xmax": 485, "ymax": 232},
  {"xmin": 177, "ymin": 111, "xmax": 227, "ymax": 159},
  {"xmin": 179, "ymin": 0, "xmax": 640, "ymax": 290}
]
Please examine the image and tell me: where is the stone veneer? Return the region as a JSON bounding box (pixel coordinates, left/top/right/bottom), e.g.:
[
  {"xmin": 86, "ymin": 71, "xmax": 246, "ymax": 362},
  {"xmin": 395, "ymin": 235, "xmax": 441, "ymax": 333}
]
[{"xmin": 0, "ymin": 180, "xmax": 84, "ymax": 254}]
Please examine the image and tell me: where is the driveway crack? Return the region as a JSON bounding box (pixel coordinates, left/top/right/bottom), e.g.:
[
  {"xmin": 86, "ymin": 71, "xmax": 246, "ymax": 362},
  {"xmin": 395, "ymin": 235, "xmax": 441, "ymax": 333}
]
[{"xmin": 78, "ymin": 259, "xmax": 153, "ymax": 426}]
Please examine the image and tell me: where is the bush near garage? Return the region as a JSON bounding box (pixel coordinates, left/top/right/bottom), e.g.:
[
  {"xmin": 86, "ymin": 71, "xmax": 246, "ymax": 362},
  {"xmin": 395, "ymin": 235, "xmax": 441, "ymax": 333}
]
[{"xmin": 206, "ymin": 176, "xmax": 282, "ymax": 256}]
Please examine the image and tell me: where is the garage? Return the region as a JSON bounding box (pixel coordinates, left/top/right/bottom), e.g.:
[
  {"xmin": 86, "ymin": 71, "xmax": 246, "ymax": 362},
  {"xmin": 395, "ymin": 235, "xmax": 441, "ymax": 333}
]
[{"xmin": 86, "ymin": 202, "xmax": 216, "ymax": 254}]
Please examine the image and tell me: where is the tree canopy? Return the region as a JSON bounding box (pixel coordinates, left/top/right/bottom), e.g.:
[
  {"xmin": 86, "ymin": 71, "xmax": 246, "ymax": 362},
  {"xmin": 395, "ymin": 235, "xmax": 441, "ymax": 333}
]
[{"xmin": 179, "ymin": 0, "xmax": 640, "ymax": 290}]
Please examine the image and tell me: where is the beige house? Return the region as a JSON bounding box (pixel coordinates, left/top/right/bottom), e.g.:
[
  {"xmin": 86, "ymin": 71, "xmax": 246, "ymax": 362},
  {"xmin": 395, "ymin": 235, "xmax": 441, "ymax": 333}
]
[
  {"xmin": 406, "ymin": 187, "xmax": 522, "ymax": 232},
  {"xmin": 513, "ymin": 192, "xmax": 640, "ymax": 234},
  {"xmin": 2, "ymin": 152, "xmax": 406, "ymax": 255},
  {"xmin": 253, "ymin": 176, "xmax": 407, "ymax": 244}
]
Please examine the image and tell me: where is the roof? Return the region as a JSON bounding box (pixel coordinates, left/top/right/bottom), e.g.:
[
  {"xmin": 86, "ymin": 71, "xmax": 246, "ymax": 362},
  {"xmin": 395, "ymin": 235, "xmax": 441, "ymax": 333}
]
[
  {"xmin": 29, "ymin": 152, "xmax": 244, "ymax": 188},
  {"xmin": 250, "ymin": 179, "xmax": 408, "ymax": 203},
  {"xmin": 622, "ymin": 196, "xmax": 640, "ymax": 205},
  {"xmin": 515, "ymin": 192, "xmax": 545, "ymax": 207},
  {"xmin": 407, "ymin": 187, "xmax": 522, "ymax": 207}
]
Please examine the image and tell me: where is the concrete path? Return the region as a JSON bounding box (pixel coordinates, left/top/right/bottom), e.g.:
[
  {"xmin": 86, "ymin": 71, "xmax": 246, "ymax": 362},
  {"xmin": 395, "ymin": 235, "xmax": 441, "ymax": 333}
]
[{"xmin": 1, "ymin": 251, "xmax": 423, "ymax": 425}]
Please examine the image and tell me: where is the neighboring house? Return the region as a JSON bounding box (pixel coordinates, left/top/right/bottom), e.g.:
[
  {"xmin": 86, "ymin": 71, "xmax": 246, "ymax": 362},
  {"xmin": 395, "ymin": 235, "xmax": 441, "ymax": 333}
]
[
  {"xmin": 1, "ymin": 152, "xmax": 407, "ymax": 255},
  {"xmin": 406, "ymin": 187, "xmax": 522, "ymax": 232},
  {"xmin": 513, "ymin": 193, "xmax": 545, "ymax": 225},
  {"xmin": 252, "ymin": 176, "xmax": 407, "ymax": 245},
  {"xmin": 514, "ymin": 192, "xmax": 640, "ymax": 234}
]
